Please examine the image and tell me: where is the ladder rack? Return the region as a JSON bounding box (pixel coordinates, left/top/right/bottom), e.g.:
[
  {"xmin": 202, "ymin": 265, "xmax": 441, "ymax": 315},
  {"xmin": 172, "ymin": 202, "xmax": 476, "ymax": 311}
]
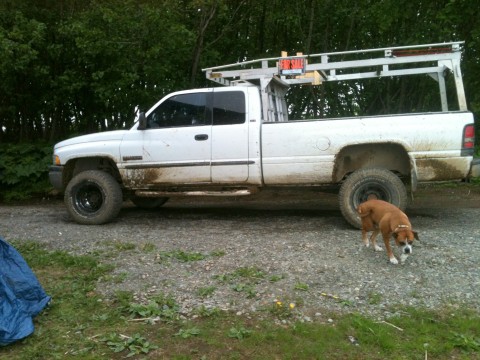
[{"xmin": 203, "ymin": 42, "xmax": 467, "ymax": 122}]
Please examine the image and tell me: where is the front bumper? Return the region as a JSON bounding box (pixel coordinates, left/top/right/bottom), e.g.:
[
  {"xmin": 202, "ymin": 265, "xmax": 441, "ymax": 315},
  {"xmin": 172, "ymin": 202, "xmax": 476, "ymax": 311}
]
[
  {"xmin": 49, "ymin": 165, "xmax": 64, "ymax": 191},
  {"xmin": 470, "ymin": 158, "xmax": 480, "ymax": 178}
]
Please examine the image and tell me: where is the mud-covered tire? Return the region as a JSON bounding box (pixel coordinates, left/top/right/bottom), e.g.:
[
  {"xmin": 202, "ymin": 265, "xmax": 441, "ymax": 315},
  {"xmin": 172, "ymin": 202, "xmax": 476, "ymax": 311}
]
[
  {"xmin": 130, "ymin": 196, "xmax": 169, "ymax": 209},
  {"xmin": 339, "ymin": 168, "xmax": 408, "ymax": 229},
  {"xmin": 64, "ymin": 170, "xmax": 123, "ymax": 225}
]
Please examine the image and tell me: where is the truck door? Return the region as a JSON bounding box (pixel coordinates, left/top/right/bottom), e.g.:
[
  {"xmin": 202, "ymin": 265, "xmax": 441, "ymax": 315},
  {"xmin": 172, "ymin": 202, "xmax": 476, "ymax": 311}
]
[
  {"xmin": 211, "ymin": 89, "xmax": 249, "ymax": 182},
  {"xmin": 120, "ymin": 90, "xmax": 212, "ymax": 186}
]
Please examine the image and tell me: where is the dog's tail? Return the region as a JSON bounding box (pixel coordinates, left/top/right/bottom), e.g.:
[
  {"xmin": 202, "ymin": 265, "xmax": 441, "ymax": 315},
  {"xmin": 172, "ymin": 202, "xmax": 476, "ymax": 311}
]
[{"xmin": 357, "ymin": 204, "xmax": 371, "ymax": 218}]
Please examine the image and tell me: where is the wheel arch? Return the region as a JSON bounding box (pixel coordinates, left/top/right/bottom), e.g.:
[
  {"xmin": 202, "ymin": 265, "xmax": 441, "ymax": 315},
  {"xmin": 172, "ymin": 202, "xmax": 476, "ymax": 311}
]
[
  {"xmin": 333, "ymin": 143, "xmax": 411, "ymax": 183},
  {"xmin": 63, "ymin": 157, "xmax": 122, "ymax": 189}
]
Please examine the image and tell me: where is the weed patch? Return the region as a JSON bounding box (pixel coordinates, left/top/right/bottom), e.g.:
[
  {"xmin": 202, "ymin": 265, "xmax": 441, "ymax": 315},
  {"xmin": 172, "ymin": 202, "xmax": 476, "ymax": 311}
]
[
  {"xmin": 126, "ymin": 294, "xmax": 180, "ymax": 323},
  {"xmin": 156, "ymin": 249, "xmax": 226, "ymax": 263},
  {"xmin": 174, "ymin": 327, "xmax": 201, "ymax": 339},
  {"xmin": 269, "ymin": 300, "xmax": 297, "ymax": 319},
  {"xmin": 100, "ymin": 332, "xmax": 158, "ymax": 357},
  {"xmin": 228, "ymin": 326, "xmax": 252, "ymax": 340},
  {"xmin": 214, "ymin": 266, "xmax": 268, "ymax": 299},
  {"xmin": 197, "ymin": 286, "xmax": 217, "ymax": 297},
  {"xmin": 294, "ymin": 282, "xmax": 309, "ymax": 291}
]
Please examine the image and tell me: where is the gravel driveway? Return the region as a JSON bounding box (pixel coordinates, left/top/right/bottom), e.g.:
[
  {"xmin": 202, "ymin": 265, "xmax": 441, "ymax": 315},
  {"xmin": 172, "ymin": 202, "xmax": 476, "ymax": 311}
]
[{"xmin": 1, "ymin": 186, "xmax": 479, "ymax": 321}]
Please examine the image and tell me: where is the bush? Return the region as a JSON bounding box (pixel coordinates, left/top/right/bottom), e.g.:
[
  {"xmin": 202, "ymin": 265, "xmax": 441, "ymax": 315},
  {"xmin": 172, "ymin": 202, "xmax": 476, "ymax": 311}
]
[{"xmin": 0, "ymin": 143, "xmax": 53, "ymax": 201}]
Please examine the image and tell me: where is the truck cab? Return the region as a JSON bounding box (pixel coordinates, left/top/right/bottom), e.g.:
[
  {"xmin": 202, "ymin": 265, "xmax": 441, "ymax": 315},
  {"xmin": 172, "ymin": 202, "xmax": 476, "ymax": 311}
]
[{"xmin": 118, "ymin": 86, "xmax": 263, "ymax": 188}]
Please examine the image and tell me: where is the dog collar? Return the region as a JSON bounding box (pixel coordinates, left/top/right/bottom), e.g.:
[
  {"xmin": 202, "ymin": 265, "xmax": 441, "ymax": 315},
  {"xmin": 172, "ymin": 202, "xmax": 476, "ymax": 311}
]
[{"xmin": 394, "ymin": 224, "xmax": 409, "ymax": 232}]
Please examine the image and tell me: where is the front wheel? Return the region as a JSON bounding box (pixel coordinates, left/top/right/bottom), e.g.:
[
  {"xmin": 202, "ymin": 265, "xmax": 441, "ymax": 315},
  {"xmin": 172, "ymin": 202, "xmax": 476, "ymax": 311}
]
[
  {"xmin": 64, "ymin": 170, "xmax": 123, "ymax": 225},
  {"xmin": 339, "ymin": 168, "xmax": 408, "ymax": 228}
]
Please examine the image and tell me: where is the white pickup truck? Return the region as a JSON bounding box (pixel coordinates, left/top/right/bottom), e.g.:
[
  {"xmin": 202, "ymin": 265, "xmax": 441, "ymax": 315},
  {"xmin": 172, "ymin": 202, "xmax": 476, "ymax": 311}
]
[{"xmin": 49, "ymin": 42, "xmax": 479, "ymax": 226}]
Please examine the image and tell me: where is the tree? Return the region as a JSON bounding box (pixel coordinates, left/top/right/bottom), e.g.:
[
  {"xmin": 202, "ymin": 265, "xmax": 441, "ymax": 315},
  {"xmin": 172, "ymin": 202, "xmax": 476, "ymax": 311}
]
[{"xmin": 0, "ymin": 0, "xmax": 478, "ymax": 143}]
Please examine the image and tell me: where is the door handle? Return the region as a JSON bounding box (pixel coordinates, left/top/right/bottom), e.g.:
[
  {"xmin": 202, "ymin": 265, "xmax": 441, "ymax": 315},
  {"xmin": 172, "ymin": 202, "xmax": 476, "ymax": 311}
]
[{"xmin": 195, "ymin": 134, "xmax": 209, "ymax": 141}]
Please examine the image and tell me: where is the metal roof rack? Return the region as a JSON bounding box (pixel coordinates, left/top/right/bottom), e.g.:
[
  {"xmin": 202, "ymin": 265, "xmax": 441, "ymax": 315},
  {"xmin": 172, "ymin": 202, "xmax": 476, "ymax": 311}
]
[{"xmin": 203, "ymin": 41, "xmax": 467, "ymax": 118}]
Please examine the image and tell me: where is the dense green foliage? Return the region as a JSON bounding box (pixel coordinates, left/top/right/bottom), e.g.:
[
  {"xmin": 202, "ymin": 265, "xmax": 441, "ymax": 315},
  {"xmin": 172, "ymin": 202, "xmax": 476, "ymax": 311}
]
[
  {"xmin": 0, "ymin": 1, "xmax": 479, "ymax": 200},
  {"xmin": 0, "ymin": 0, "xmax": 479, "ymax": 143},
  {"xmin": 0, "ymin": 143, "xmax": 52, "ymax": 200}
]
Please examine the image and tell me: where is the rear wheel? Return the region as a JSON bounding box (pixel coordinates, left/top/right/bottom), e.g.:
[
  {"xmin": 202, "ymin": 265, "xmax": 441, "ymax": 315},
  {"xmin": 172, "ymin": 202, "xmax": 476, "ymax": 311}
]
[
  {"xmin": 339, "ymin": 168, "xmax": 407, "ymax": 228},
  {"xmin": 130, "ymin": 196, "xmax": 169, "ymax": 209},
  {"xmin": 64, "ymin": 170, "xmax": 123, "ymax": 225}
]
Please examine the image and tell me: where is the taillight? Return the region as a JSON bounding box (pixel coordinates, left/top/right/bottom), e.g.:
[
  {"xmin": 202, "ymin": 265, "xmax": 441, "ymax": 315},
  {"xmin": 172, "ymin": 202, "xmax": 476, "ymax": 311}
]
[{"xmin": 463, "ymin": 124, "xmax": 475, "ymax": 149}]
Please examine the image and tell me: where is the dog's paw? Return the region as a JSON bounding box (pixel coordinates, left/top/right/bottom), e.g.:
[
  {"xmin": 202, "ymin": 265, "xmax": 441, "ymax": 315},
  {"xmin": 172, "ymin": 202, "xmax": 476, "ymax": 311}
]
[
  {"xmin": 389, "ymin": 257, "xmax": 399, "ymax": 265},
  {"xmin": 400, "ymin": 254, "xmax": 409, "ymax": 263},
  {"xmin": 374, "ymin": 245, "xmax": 383, "ymax": 252}
]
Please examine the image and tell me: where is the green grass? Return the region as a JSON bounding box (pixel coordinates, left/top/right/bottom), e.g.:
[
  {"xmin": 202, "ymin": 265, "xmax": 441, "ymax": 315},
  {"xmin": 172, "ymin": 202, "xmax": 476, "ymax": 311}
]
[
  {"xmin": 156, "ymin": 249, "xmax": 226, "ymax": 264},
  {"xmin": 197, "ymin": 286, "xmax": 217, "ymax": 297},
  {"xmin": 294, "ymin": 282, "xmax": 310, "ymax": 291},
  {"xmin": 1, "ymin": 241, "xmax": 479, "ymax": 359}
]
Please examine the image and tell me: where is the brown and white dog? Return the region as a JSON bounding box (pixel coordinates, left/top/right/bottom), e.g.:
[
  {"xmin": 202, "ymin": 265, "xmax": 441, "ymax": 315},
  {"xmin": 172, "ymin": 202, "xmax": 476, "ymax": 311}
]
[{"xmin": 357, "ymin": 199, "xmax": 419, "ymax": 264}]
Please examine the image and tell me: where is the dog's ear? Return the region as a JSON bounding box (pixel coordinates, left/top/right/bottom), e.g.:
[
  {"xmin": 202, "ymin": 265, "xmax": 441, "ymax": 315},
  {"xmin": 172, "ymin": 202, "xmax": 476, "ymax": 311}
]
[
  {"xmin": 392, "ymin": 232, "xmax": 398, "ymax": 240},
  {"xmin": 412, "ymin": 231, "xmax": 419, "ymax": 240}
]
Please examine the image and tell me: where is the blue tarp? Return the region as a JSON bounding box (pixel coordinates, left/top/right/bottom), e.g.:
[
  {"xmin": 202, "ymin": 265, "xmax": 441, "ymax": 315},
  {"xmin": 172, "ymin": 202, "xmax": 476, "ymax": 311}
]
[{"xmin": 0, "ymin": 237, "xmax": 51, "ymax": 345}]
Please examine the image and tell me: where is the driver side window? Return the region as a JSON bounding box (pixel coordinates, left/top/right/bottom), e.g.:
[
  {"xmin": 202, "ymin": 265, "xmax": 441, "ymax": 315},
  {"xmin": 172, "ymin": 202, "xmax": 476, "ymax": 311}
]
[{"xmin": 147, "ymin": 93, "xmax": 208, "ymax": 128}]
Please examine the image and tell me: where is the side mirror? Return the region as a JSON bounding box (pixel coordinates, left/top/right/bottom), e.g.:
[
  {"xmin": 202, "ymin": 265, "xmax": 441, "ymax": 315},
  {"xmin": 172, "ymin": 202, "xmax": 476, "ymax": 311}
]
[{"xmin": 137, "ymin": 112, "xmax": 147, "ymax": 130}]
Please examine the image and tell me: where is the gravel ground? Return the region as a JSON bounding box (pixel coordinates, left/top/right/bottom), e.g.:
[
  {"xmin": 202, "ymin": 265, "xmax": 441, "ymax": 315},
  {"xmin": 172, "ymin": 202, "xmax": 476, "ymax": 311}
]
[{"xmin": 1, "ymin": 185, "xmax": 479, "ymax": 322}]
